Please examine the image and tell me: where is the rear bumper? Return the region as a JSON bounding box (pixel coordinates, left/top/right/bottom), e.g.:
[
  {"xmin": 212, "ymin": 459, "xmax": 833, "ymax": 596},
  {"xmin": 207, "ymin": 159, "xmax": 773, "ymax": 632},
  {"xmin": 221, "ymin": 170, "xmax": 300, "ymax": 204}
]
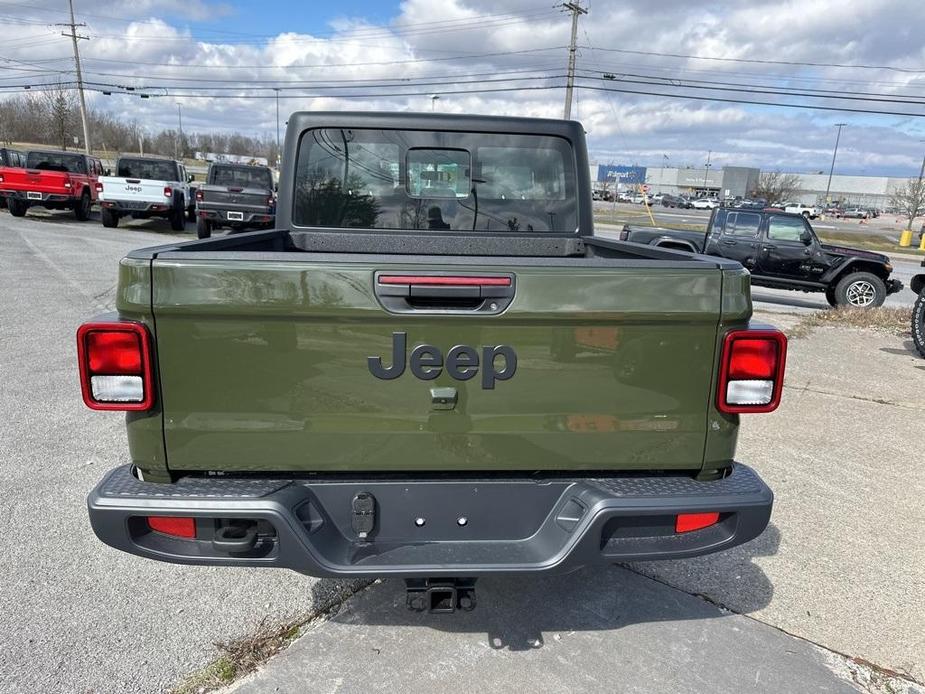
[
  {"xmin": 0, "ymin": 190, "xmax": 73, "ymax": 204},
  {"xmin": 88, "ymin": 463, "xmax": 772, "ymax": 578},
  {"xmin": 101, "ymin": 199, "xmax": 171, "ymax": 214},
  {"xmin": 197, "ymin": 207, "xmax": 274, "ymax": 226}
]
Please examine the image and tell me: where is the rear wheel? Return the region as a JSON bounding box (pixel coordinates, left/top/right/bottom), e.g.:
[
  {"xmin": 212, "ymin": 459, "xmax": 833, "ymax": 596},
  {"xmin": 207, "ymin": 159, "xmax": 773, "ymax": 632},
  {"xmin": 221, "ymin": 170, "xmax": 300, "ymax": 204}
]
[
  {"xmin": 833, "ymin": 272, "xmax": 886, "ymax": 308},
  {"xmin": 196, "ymin": 216, "xmax": 212, "ymax": 239},
  {"xmin": 101, "ymin": 207, "xmax": 119, "ymax": 228},
  {"xmin": 912, "ymin": 292, "xmax": 925, "ymax": 358},
  {"xmin": 74, "ymin": 191, "xmax": 91, "ymax": 221},
  {"xmin": 170, "ymin": 197, "xmax": 186, "ymax": 231},
  {"xmin": 8, "ymin": 199, "xmax": 27, "ymax": 217}
]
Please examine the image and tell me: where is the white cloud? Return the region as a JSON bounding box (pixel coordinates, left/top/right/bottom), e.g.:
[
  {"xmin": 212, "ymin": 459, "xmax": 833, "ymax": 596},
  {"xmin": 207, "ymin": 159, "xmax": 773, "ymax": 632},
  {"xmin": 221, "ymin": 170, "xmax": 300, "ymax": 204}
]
[{"xmin": 2, "ymin": 0, "xmax": 925, "ymax": 175}]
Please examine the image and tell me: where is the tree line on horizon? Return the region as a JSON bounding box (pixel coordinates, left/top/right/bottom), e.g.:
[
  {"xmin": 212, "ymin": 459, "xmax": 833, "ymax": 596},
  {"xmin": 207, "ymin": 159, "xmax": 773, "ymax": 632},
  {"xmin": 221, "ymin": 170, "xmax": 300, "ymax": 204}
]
[{"xmin": 0, "ymin": 87, "xmax": 279, "ymax": 163}]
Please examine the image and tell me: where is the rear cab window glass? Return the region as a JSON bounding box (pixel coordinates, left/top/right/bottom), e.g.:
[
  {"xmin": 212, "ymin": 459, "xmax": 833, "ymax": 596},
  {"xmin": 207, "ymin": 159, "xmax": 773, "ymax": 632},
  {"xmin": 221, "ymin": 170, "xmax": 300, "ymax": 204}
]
[
  {"xmin": 767, "ymin": 215, "xmax": 807, "ymax": 242},
  {"xmin": 26, "ymin": 152, "xmax": 85, "ymax": 174},
  {"xmin": 723, "ymin": 212, "xmax": 761, "ymax": 237},
  {"xmin": 118, "ymin": 159, "xmax": 178, "ymax": 181},
  {"xmin": 212, "ymin": 166, "xmax": 272, "ymax": 189},
  {"xmin": 293, "ymin": 128, "xmax": 578, "ymax": 232}
]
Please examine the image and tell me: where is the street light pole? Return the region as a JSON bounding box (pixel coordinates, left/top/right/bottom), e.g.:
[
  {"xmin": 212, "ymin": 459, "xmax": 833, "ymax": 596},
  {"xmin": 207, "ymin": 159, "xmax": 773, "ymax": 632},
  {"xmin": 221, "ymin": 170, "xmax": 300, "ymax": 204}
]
[
  {"xmin": 824, "ymin": 123, "xmax": 847, "ymax": 205},
  {"xmin": 431, "ymin": 95, "xmax": 440, "ymax": 111},
  {"xmin": 702, "ymin": 150, "xmax": 712, "ymax": 195},
  {"xmin": 274, "ymin": 89, "xmax": 280, "ymax": 165},
  {"xmin": 176, "ymin": 103, "xmax": 183, "ymax": 160}
]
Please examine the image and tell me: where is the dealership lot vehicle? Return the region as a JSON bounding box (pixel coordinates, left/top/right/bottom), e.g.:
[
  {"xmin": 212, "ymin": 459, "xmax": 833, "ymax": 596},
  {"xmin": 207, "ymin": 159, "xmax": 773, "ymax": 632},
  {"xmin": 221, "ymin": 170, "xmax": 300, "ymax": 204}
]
[
  {"xmin": 690, "ymin": 196, "xmax": 719, "ymax": 209},
  {"xmin": 195, "ymin": 162, "xmax": 275, "ymax": 238},
  {"xmin": 0, "ymin": 147, "xmax": 25, "ymax": 209},
  {"xmin": 0, "ymin": 149, "xmax": 102, "ymax": 220},
  {"xmin": 660, "ymin": 193, "xmax": 690, "ymax": 208},
  {"xmin": 97, "ymin": 156, "xmax": 196, "ymax": 230},
  {"xmin": 80, "ymin": 113, "xmax": 785, "ymax": 610},
  {"xmin": 620, "ymin": 208, "xmax": 902, "ymax": 307},
  {"xmin": 783, "ymin": 202, "xmax": 819, "ymax": 218}
]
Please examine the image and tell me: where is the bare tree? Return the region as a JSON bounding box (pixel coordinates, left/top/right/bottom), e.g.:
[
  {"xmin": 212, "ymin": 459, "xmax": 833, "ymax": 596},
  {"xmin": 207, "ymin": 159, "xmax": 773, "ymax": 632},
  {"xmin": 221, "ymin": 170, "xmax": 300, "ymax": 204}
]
[
  {"xmin": 890, "ymin": 177, "xmax": 925, "ymax": 232},
  {"xmin": 751, "ymin": 171, "xmax": 802, "ymax": 206},
  {"xmin": 42, "ymin": 84, "xmax": 78, "ymax": 150}
]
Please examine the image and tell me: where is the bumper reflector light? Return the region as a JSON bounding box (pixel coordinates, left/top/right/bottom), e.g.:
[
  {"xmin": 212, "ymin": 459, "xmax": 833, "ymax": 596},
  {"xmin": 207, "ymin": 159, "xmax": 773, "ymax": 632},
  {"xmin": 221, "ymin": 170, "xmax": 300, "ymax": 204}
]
[
  {"xmin": 147, "ymin": 516, "xmax": 196, "ymax": 538},
  {"xmin": 676, "ymin": 512, "xmax": 720, "ymax": 533}
]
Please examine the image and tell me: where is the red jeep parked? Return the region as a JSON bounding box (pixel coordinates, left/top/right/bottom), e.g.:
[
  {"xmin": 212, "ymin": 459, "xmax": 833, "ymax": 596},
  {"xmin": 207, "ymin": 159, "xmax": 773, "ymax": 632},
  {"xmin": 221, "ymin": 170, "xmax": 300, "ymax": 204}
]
[{"xmin": 0, "ymin": 150, "xmax": 103, "ymax": 221}]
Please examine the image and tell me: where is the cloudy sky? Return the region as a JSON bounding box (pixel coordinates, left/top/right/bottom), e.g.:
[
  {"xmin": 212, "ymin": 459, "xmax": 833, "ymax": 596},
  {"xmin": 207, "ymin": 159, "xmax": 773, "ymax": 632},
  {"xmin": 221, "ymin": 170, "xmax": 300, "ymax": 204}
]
[{"xmin": 2, "ymin": 0, "xmax": 925, "ymax": 176}]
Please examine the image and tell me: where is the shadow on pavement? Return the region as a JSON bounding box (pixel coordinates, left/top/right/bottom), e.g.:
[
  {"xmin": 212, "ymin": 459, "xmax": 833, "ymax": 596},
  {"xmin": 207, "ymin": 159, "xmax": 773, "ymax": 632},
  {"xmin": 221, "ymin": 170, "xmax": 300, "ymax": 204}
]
[
  {"xmin": 629, "ymin": 522, "xmax": 780, "ymax": 615},
  {"xmin": 324, "ymin": 527, "xmax": 777, "ymax": 652}
]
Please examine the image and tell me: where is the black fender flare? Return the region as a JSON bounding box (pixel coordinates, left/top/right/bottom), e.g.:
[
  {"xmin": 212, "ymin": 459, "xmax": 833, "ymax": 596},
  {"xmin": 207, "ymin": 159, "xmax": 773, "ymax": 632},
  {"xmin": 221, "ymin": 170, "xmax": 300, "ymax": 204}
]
[
  {"xmin": 912, "ymin": 273, "xmax": 925, "ymax": 296},
  {"xmin": 652, "ymin": 237, "xmax": 699, "ymax": 253},
  {"xmin": 819, "ymin": 257, "xmax": 889, "ymax": 285}
]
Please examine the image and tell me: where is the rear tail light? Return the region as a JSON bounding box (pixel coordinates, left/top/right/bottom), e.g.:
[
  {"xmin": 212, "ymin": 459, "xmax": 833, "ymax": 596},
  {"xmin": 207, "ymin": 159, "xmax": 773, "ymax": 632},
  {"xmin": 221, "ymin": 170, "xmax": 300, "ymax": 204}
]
[
  {"xmin": 676, "ymin": 512, "xmax": 720, "ymax": 533},
  {"xmin": 717, "ymin": 329, "xmax": 787, "ymax": 413},
  {"xmin": 619, "ymin": 225, "xmax": 630, "ymax": 241},
  {"xmin": 0, "ymin": 174, "xmax": 4, "ymax": 183},
  {"xmin": 196, "ymin": 189, "xmax": 203, "ymax": 202},
  {"xmin": 77, "ymin": 322, "xmax": 154, "ymax": 411},
  {"xmin": 164, "ymin": 186, "xmax": 172, "ymax": 197},
  {"xmin": 63, "ymin": 181, "xmax": 72, "ymax": 189},
  {"xmin": 147, "ymin": 516, "xmax": 196, "ymax": 538},
  {"xmin": 95, "ymin": 182, "xmax": 103, "ymax": 192}
]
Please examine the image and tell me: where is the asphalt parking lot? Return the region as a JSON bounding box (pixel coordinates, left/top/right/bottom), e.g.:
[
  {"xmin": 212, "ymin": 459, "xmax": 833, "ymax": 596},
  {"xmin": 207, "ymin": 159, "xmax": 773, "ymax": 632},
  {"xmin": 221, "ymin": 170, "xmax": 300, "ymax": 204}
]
[{"xmin": 0, "ymin": 210, "xmax": 923, "ymax": 693}]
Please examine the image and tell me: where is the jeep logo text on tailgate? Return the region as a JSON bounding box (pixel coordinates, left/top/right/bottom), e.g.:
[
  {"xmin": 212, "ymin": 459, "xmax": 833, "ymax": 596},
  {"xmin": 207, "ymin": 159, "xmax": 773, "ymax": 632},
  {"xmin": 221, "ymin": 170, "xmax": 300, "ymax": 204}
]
[{"xmin": 368, "ymin": 332, "xmax": 517, "ymax": 389}]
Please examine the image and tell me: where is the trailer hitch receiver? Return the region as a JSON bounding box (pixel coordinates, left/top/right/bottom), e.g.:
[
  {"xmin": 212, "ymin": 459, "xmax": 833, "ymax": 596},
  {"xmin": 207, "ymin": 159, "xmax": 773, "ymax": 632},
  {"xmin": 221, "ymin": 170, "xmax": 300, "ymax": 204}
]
[{"xmin": 405, "ymin": 578, "xmax": 477, "ymax": 613}]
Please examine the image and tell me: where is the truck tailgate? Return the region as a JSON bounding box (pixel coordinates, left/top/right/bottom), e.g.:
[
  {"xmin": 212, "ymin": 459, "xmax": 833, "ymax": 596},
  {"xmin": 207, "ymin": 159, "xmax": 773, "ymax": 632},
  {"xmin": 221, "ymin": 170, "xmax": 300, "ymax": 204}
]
[
  {"xmin": 99, "ymin": 177, "xmax": 169, "ymax": 203},
  {"xmin": 0, "ymin": 168, "xmax": 70, "ymax": 193},
  {"xmin": 150, "ymin": 258, "xmax": 727, "ymax": 473}
]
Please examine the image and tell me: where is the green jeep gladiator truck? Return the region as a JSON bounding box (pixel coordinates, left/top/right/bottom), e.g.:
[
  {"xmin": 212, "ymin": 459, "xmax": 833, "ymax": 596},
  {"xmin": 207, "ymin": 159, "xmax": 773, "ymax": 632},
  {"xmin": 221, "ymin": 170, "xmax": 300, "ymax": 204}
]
[{"xmin": 79, "ymin": 112, "xmax": 786, "ymax": 612}]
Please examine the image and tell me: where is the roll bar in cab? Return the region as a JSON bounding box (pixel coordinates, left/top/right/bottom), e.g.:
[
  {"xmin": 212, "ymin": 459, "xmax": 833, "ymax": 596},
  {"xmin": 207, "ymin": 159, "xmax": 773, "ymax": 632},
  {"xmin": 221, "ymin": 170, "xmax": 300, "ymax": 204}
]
[
  {"xmin": 78, "ymin": 112, "xmax": 786, "ymax": 612},
  {"xmin": 619, "ymin": 207, "xmax": 902, "ymax": 308}
]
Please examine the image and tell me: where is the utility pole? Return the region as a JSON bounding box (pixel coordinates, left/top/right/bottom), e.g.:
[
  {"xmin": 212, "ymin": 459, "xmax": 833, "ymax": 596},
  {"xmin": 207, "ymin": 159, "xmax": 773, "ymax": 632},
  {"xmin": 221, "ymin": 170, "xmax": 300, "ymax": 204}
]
[
  {"xmin": 562, "ymin": 1, "xmax": 587, "ymax": 120},
  {"xmin": 824, "ymin": 123, "xmax": 847, "ymax": 205},
  {"xmin": 56, "ymin": 0, "xmax": 91, "ymax": 154}
]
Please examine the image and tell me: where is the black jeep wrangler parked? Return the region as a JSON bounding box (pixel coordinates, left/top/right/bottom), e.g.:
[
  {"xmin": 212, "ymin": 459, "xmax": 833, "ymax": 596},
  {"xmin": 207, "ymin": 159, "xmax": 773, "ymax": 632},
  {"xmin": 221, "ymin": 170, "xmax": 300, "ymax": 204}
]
[{"xmin": 619, "ymin": 208, "xmax": 903, "ymax": 308}]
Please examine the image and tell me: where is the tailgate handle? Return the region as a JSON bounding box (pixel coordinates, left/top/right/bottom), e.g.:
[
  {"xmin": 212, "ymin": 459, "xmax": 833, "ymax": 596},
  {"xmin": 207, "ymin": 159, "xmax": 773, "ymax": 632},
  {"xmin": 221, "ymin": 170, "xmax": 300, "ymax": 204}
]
[
  {"xmin": 126, "ymin": 179, "xmax": 141, "ymax": 184},
  {"xmin": 375, "ymin": 273, "xmax": 515, "ymax": 314}
]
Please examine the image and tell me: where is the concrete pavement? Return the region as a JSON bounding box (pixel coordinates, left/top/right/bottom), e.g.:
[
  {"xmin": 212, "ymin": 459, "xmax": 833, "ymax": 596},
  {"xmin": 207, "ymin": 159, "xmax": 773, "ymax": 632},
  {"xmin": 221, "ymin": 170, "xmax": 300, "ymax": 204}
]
[
  {"xmin": 1, "ymin": 212, "xmax": 922, "ymax": 692},
  {"xmin": 0, "ymin": 213, "xmax": 361, "ymax": 693},
  {"xmin": 230, "ymin": 568, "xmax": 865, "ymax": 694}
]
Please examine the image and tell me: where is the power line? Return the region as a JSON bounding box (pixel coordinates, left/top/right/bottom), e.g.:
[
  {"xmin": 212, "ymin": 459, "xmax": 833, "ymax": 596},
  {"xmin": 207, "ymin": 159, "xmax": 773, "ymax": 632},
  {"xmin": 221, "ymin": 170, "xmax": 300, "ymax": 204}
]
[{"xmin": 577, "ymin": 45, "xmax": 925, "ymax": 74}]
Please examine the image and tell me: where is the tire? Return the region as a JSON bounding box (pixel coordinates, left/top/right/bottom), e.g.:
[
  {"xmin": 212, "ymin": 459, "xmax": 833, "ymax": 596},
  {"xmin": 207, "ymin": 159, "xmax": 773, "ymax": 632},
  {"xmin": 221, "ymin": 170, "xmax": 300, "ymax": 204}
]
[
  {"xmin": 101, "ymin": 207, "xmax": 119, "ymax": 228},
  {"xmin": 912, "ymin": 292, "xmax": 925, "ymax": 358},
  {"xmin": 170, "ymin": 197, "xmax": 186, "ymax": 231},
  {"xmin": 8, "ymin": 199, "xmax": 27, "ymax": 217},
  {"xmin": 833, "ymin": 271, "xmax": 886, "ymax": 308},
  {"xmin": 196, "ymin": 216, "xmax": 212, "ymax": 239},
  {"xmin": 74, "ymin": 191, "xmax": 91, "ymax": 221}
]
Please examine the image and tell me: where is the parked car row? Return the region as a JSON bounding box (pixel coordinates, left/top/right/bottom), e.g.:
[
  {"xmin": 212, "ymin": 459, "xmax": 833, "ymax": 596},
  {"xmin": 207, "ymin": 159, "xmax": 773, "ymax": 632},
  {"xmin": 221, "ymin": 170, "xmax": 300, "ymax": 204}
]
[{"xmin": 0, "ymin": 148, "xmax": 276, "ymax": 235}]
